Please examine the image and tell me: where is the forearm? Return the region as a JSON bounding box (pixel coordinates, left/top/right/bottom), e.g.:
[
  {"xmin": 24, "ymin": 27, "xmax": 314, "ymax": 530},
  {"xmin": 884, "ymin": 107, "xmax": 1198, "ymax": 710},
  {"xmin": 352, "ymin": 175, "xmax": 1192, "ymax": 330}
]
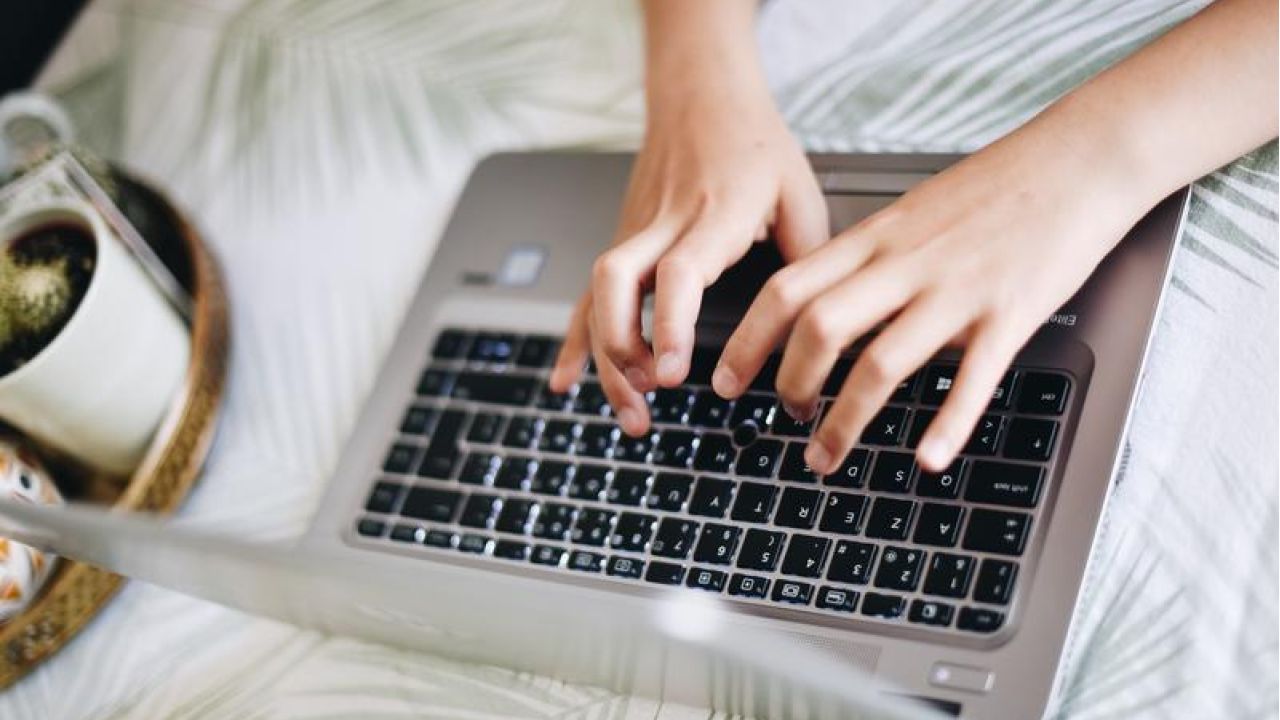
[{"xmin": 640, "ymin": 0, "xmax": 768, "ymax": 106}]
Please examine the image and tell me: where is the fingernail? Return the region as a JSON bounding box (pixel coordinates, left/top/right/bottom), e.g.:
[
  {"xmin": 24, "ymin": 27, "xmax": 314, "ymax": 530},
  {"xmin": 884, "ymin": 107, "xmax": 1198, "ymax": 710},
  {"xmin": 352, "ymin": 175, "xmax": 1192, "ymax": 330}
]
[
  {"xmin": 625, "ymin": 366, "xmax": 650, "ymax": 391},
  {"xmin": 616, "ymin": 407, "xmax": 641, "ymax": 434},
  {"xmin": 656, "ymin": 352, "xmax": 682, "ymax": 383},
  {"xmin": 783, "ymin": 401, "xmax": 817, "ymax": 422},
  {"xmin": 917, "ymin": 435, "xmax": 949, "ymax": 471},
  {"xmin": 712, "ymin": 364, "xmax": 739, "ymax": 396},
  {"xmin": 805, "ymin": 442, "xmax": 832, "ymax": 473}
]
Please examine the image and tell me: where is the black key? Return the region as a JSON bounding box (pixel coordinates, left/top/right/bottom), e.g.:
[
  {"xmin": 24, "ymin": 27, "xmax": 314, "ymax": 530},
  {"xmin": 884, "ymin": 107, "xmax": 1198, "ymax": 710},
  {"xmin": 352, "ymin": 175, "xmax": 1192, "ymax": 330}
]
[
  {"xmin": 1016, "ymin": 372, "xmax": 1070, "ymax": 414},
  {"xmin": 822, "ymin": 356, "xmax": 855, "ymax": 396},
  {"xmin": 501, "ymin": 415, "xmax": 540, "ymax": 449},
  {"xmin": 922, "ymin": 552, "xmax": 974, "ymax": 598},
  {"xmin": 874, "ymin": 546, "xmax": 925, "ymax": 591},
  {"xmin": 771, "ymin": 579, "xmax": 813, "ymax": 605},
  {"xmin": 451, "ymin": 372, "xmax": 537, "ymax": 406},
  {"xmin": 390, "ymin": 524, "xmax": 424, "ymax": 544},
  {"xmin": 905, "ymin": 408, "xmax": 935, "ymax": 449},
  {"xmin": 416, "ymin": 368, "xmax": 455, "ymax": 397},
  {"xmin": 773, "ymin": 407, "xmax": 817, "ymax": 437},
  {"xmin": 574, "ymin": 423, "xmax": 618, "ymax": 458},
  {"xmin": 610, "ymin": 512, "xmax": 656, "ymax": 552},
  {"xmin": 530, "ymin": 460, "xmax": 573, "ymax": 496},
  {"xmin": 401, "ymin": 487, "xmax": 462, "ymax": 523},
  {"xmin": 1003, "ymin": 418, "xmax": 1058, "ymax": 461},
  {"xmin": 957, "ymin": 607, "xmax": 1005, "ymax": 633},
  {"xmin": 466, "ymin": 412, "xmax": 505, "ymax": 444},
  {"xmin": 686, "ymin": 568, "xmax": 728, "ymax": 593},
  {"xmin": 418, "ymin": 410, "xmax": 466, "ymax": 478},
  {"xmin": 689, "ymin": 390, "xmax": 732, "ymax": 428},
  {"xmin": 651, "ymin": 388, "xmax": 694, "ymax": 424},
  {"xmin": 909, "ymin": 600, "xmax": 955, "ymax": 627},
  {"xmin": 827, "ymin": 541, "xmax": 876, "ymax": 585},
  {"xmin": 530, "ymin": 545, "xmax": 565, "ymax": 566},
  {"xmin": 458, "ymin": 452, "xmax": 498, "ymax": 485},
  {"xmin": 606, "ymin": 555, "xmax": 645, "ymax": 578},
  {"xmin": 458, "ymin": 534, "xmax": 490, "ymax": 553},
  {"xmin": 688, "ymin": 477, "xmax": 735, "ymax": 518},
  {"xmin": 537, "ymin": 420, "xmax": 578, "ymax": 454},
  {"xmin": 693, "ymin": 433, "xmax": 736, "ymax": 472},
  {"xmin": 568, "ymin": 463, "xmax": 611, "ymax": 500},
  {"xmin": 819, "ymin": 492, "xmax": 867, "ymax": 536},
  {"xmin": 493, "ymin": 456, "xmax": 536, "ymax": 490},
  {"xmin": 825, "ymin": 448, "xmax": 871, "ymax": 488},
  {"xmin": 778, "ymin": 442, "xmax": 820, "ymax": 483},
  {"xmin": 775, "ymin": 487, "xmax": 823, "ymax": 529},
  {"xmin": 990, "ymin": 371, "xmax": 1016, "ymax": 410},
  {"xmin": 467, "ymin": 332, "xmax": 518, "ymax": 364},
  {"xmin": 781, "ymin": 535, "xmax": 830, "ymax": 578},
  {"xmin": 730, "ymin": 482, "xmax": 777, "ymax": 523},
  {"xmin": 571, "ymin": 508, "xmax": 616, "ymax": 546},
  {"xmin": 515, "ymin": 335, "xmax": 557, "ymax": 368},
  {"xmin": 869, "ymin": 451, "xmax": 915, "ymax": 493},
  {"xmin": 731, "ymin": 420, "xmax": 761, "ymax": 448},
  {"xmin": 735, "ymin": 439, "xmax": 783, "ymax": 478},
  {"xmin": 495, "ymin": 499, "xmax": 536, "ymax": 534},
  {"xmin": 493, "ymin": 540, "xmax": 530, "ymax": 561},
  {"xmin": 861, "ymin": 406, "xmax": 908, "ymax": 446},
  {"xmin": 432, "ymin": 329, "xmax": 470, "ymax": 360},
  {"xmin": 965, "ymin": 461, "xmax": 1043, "ymax": 508},
  {"xmin": 815, "ymin": 586, "xmax": 858, "ymax": 613},
  {"xmin": 973, "ymin": 559, "xmax": 1018, "ymax": 605},
  {"xmin": 400, "ymin": 406, "xmax": 437, "ymax": 435},
  {"xmin": 729, "ymin": 394, "xmax": 776, "ymax": 429},
  {"xmin": 865, "ymin": 497, "xmax": 916, "ymax": 540},
  {"xmin": 652, "ymin": 430, "xmax": 697, "ymax": 468},
  {"xmin": 963, "ymin": 509, "xmax": 1031, "ymax": 556},
  {"xmin": 891, "ymin": 370, "xmax": 921, "ymax": 403},
  {"xmin": 728, "ymin": 573, "xmax": 769, "ymax": 598},
  {"xmin": 533, "ymin": 381, "xmax": 572, "ymax": 412},
  {"xmin": 365, "ymin": 482, "xmax": 403, "ymax": 513},
  {"xmin": 647, "ymin": 472, "xmax": 693, "ymax": 512},
  {"xmin": 914, "ymin": 503, "xmax": 964, "ymax": 547},
  {"xmin": 919, "ymin": 364, "xmax": 957, "ymax": 406},
  {"xmin": 614, "ymin": 432, "xmax": 656, "ymax": 464},
  {"xmin": 383, "ymin": 443, "xmax": 419, "ymax": 474},
  {"xmin": 459, "ymin": 494, "xmax": 498, "ymax": 528},
  {"xmin": 749, "ymin": 355, "xmax": 782, "ymax": 392},
  {"xmin": 736, "ymin": 529, "xmax": 785, "ymax": 571},
  {"xmin": 860, "ymin": 592, "xmax": 905, "ymax": 619},
  {"xmin": 572, "ymin": 382, "xmax": 611, "ymax": 416},
  {"xmin": 424, "ymin": 529, "xmax": 455, "ymax": 548},
  {"xmin": 693, "ymin": 524, "xmax": 742, "ymax": 565},
  {"xmin": 644, "ymin": 561, "xmax": 686, "ymax": 585},
  {"xmin": 568, "ymin": 550, "xmax": 605, "ymax": 573},
  {"xmin": 606, "ymin": 469, "xmax": 651, "ymax": 506},
  {"xmin": 964, "ymin": 415, "xmax": 1004, "ymax": 456},
  {"xmin": 356, "ymin": 517, "xmax": 386, "ymax": 537},
  {"xmin": 532, "ymin": 503, "xmax": 576, "ymax": 541},
  {"xmin": 916, "ymin": 459, "xmax": 965, "ymax": 499},
  {"xmin": 651, "ymin": 518, "xmax": 699, "ymax": 559},
  {"xmin": 687, "ymin": 347, "xmax": 719, "ymax": 386}
]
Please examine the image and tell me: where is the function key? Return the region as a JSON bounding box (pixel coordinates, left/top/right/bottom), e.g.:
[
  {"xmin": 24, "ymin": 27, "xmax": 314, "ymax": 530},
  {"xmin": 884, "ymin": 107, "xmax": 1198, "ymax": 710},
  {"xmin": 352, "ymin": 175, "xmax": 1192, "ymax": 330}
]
[
  {"xmin": 646, "ymin": 472, "xmax": 693, "ymax": 512},
  {"xmin": 571, "ymin": 508, "xmax": 616, "ymax": 546},
  {"xmin": 1016, "ymin": 372, "xmax": 1070, "ymax": 415},
  {"xmin": 957, "ymin": 607, "xmax": 1005, "ymax": 633},
  {"xmin": 356, "ymin": 517, "xmax": 387, "ymax": 537},
  {"xmin": 861, "ymin": 406, "xmax": 908, "ymax": 446},
  {"xmin": 431, "ymin": 329, "xmax": 471, "ymax": 360},
  {"xmin": 417, "ymin": 368, "xmax": 456, "ymax": 397},
  {"xmin": 467, "ymin": 332, "xmax": 519, "ymax": 364},
  {"xmin": 869, "ymin": 451, "xmax": 915, "ymax": 493},
  {"xmin": 690, "ymin": 390, "xmax": 733, "ymax": 428},
  {"xmin": 774, "ymin": 487, "xmax": 823, "ymax": 530},
  {"xmin": 778, "ymin": 442, "xmax": 820, "ymax": 483},
  {"xmin": 860, "ymin": 592, "xmax": 906, "ymax": 619},
  {"xmin": 963, "ymin": 509, "xmax": 1031, "ymax": 556},
  {"xmin": 824, "ymin": 448, "xmax": 871, "ymax": 488},
  {"xmin": 686, "ymin": 568, "xmax": 728, "ymax": 593},
  {"xmin": 644, "ymin": 561, "xmax": 686, "ymax": 585},
  {"xmin": 382, "ymin": 443, "xmax": 419, "ymax": 474},
  {"xmin": 736, "ymin": 529, "xmax": 785, "ymax": 572},
  {"xmin": 964, "ymin": 415, "xmax": 1004, "ymax": 456},
  {"xmin": 827, "ymin": 541, "xmax": 876, "ymax": 585},
  {"xmin": 688, "ymin": 476, "xmax": 735, "ymax": 518},
  {"xmin": 530, "ymin": 545, "xmax": 565, "ymax": 566},
  {"xmin": 908, "ymin": 599, "xmax": 955, "ymax": 627},
  {"xmin": 651, "ymin": 388, "xmax": 694, "ymax": 424},
  {"xmin": 693, "ymin": 524, "xmax": 742, "ymax": 565},
  {"xmin": 916, "ymin": 459, "xmax": 965, "ymax": 499},
  {"xmin": 728, "ymin": 573, "xmax": 769, "ymax": 598},
  {"xmin": 780, "ymin": 534, "xmax": 830, "ymax": 578},
  {"xmin": 965, "ymin": 461, "xmax": 1043, "ymax": 508},
  {"xmin": 606, "ymin": 555, "xmax": 645, "ymax": 578},
  {"xmin": 920, "ymin": 364, "xmax": 957, "ymax": 406},
  {"xmin": 819, "ymin": 492, "xmax": 867, "ymax": 536},
  {"xmin": 693, "ymin": 433, "xmax": 736, "ymax": 473},
  {"xmin": 864, "ymin": 497, "xmax": 917, "ymax": 541},
  {"xmin": 493, "ymin": 540, "xmax": 530, "ymax": 561},
  {"xmin": 973, "ymin": 559, "xmax": 1018, "ymax": 605},
  {"xmin": 400, "ymin": 406, "xmax": 438, "ymax": 436},
  {"xmin": 873, "ymin": 546, "xmax": 925, "ymax": 592},
  {"xmin": 401, "ymin": 487, "xmax": 462, "ymax": 523},
  {"xmin": 651, "ymin": 518, "xmax": 699, "ymax": 559},
  {"xmin": 771, "ymin": 579, "xmax": 813, "ymax": 605},
  {"xmin": 990, "ymin": 371, "xmax": 1017, "ymax": 410},
  {"xmin": 913, "ymin": 503, "xmax": 964, "ymax": 547},
  {"xmin": 922, "ymin": 552, "xmax": 974, "ymax": 598},
  {"xmin": 418, "ymin": 409, "xmax": 467, "ymax": 478},
  {"xmin": 568, "ymin": 550, "xmax": 605, "ymax": 573},
  {"xmin": 815, "ymin": 586, "xmax": 858, "ymax": 613},
  {"xmin": 1003, "ymin": 418, "xmax": 1058, "ymax": 462},
  {"xmin": 514, "ymin": 334, "xmax": 558, "ymax": 368},
  {"xmin": 730, "ymin": 482, "xmax": 778, "ymax": 523},
  {"xmin": 574, "ymin": 423, "xmax": 618, "ymax": 458},
  {"xmin": 365, "ymin": 481, "xmax": 404, "ymax": 513}
]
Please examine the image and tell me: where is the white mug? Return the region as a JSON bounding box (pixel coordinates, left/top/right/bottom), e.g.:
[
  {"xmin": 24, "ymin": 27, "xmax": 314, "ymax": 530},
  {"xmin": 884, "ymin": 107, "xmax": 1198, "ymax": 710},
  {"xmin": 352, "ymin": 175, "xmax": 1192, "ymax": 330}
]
[{"xmin": 0, "ymin": 199, "xmax": 190, "ymax": 476}]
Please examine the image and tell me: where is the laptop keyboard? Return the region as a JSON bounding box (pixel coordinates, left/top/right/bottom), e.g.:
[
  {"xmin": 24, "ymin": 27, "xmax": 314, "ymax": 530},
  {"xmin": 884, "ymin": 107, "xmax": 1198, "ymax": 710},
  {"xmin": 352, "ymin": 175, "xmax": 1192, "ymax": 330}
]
[{"xmin": 355, "ymin": 327, "xmax": 1074, "ymax": 638}]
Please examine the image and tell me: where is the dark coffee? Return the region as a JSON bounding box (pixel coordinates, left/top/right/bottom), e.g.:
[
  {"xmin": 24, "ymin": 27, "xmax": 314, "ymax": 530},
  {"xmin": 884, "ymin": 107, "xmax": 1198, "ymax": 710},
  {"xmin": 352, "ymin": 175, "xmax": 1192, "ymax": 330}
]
[{"xmin": 0, "ymin": 222, "xmax": 97, "ymax": 374}]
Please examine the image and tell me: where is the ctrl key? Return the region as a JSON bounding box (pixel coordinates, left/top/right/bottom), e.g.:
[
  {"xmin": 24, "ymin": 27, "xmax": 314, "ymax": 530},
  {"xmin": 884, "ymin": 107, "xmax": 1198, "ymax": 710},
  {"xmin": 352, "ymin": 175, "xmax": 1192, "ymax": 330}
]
[
  {"xmin": 356, "ymin": 517, "xmax": 387, "ymax": 538},
  {"xmin": 860, "ymin": 592, "xmax": 905, "ymax": 619},
  {"xmin": 645, "ymin": 561, "xmax": 686, "ymax": 585}
]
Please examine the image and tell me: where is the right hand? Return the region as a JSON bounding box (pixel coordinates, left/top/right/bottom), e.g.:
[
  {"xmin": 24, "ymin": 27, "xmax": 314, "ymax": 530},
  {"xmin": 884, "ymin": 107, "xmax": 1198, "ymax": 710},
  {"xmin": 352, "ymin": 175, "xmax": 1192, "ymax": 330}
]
[{"xmin": 549, "ymin": 68, "xmax": 828, "ymax": 436}]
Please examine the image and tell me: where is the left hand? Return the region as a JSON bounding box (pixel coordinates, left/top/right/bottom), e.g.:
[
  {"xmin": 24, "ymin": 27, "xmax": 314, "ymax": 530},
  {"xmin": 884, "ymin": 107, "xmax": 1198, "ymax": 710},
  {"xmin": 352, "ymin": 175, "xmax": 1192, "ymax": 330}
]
[{"xmin": 711, "ymin": 129, "xmax": 1145, "ymax": 474}]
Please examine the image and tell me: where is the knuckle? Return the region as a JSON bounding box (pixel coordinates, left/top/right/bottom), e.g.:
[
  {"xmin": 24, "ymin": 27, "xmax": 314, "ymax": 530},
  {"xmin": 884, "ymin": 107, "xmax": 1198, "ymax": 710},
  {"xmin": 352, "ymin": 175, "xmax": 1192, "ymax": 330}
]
[
  {"xmin": 858, "ymin": 345, "xmax": 900, "ymax": 387},
  {"xmin": 763, "ymin": 272, "xmax": 803, "ymax": 312},
  {"xmin": 797, "ymin": 302, "xmax": 842, "ymax": 350}
]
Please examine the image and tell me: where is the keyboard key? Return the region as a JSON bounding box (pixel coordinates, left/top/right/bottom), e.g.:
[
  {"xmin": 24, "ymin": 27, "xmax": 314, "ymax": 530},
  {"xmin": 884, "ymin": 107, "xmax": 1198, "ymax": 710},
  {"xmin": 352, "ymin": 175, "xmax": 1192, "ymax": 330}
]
[
  {"xmin": 651, "ymin": 518, "xmax": 698, "ymax": 559},
  {"xmin": 572, "ymin": 382, "xmax": 610, "ymax": 416},
  {"xmin": 861, "ymin": 406, "xmax": 908, "ymax": 446},
  {"xmin": 537, "ymin": 420, "xmax": 578, "ymax": 454},
  {"xmin": 568, "ymin": 550, "xmax": 605, "ymax": 573},
  {"xmin": 515, "ymin": 335, "xmax": 557, "ymax": 368},
  {"xmin": 778, "ymin": 442, "xmax": 820, "ymax": 483},
  {"xmin": 423, "ymin": 529, "xmax": 455, "ymax": 548},
  {"xmin": 571, "ymin": 508, "xmax": 615, "ymax": 546},
  {"xmin": 568, "ymin": 463, "xmax": 611, "ymax": 500},
  {"xmin": 458, "ymin": 534, "xmax": 490, "ymax": 553},
  {"xmin": 466, "ymin": 412, "xmax": 505, "ymax": 444},
  {"xmin": 772, "ymin": 580, "xmax": 813, "ymax": 605},
  {"xmin": 451, "ymin": 372, "xmax": 537, "ymax": 406},
  {"xmin": 645, "ymin": 561, "xmax": 686, "ymax": 585},
  {"xmin": 750, "ymin": 356, "xmax": 782, "ymax": 392},
  {"xmin": 652, "ymin": 430, "xmax": 697, "ymax": 468},
  {"xmin": 688, "ymin": 477, "xmax": 735, "ymax": 517},
  {"xmin": 729, "ymin": 394, "xmax": 776, "ymax": 429},
  {"xmin": 973, "ymin": 559, "xmax": 1018, "ymax": 605},
  {"xmin": 417, "ymin": 409, "xmax": 467, "ymax": 478},
  {"xmin": 869, "ymin": 451, "xmax": 915, "ymax": 492},
  {"xmin": 467, "ymin": 333, "xmax": 518, "ymax": 364},
  {"xmin": 775, "ymin": 487, "xmax": 822, "ymax": 529},
  {"xmin": 459, "ymin": 494, "xmax": 498, "ymax": 528},
  {"xmin": 1003, "ymin": 418, "xmax": 1058, "ymax": 461},
  {"xmin": 416, "ymin": 368, "xmax": 456, "ymax": 397},
  {"xmin": 530, "ymin": 544, "xmax": 565, "ymax": 566},
  {"xmin": 534, "ymin": 381, "xmax": 572, "ymax": 412},
  {"xmin": 574, "ymin": 423, "xmax": 617, "ymax": 458},
  {"xmin": 963, "ymin": 509, "xmax": 1031, "ymax": 556},
  {"xmin": 736, "ymin": 529, "xmax": 784, "ymax": 571},
  {"xmin": 825, "ymin": 448, "xmax": 871, "ymax": 488},
  {"xmin": 610, "ymin": 512, "xmax": 656, "ymax": 552},
  {"xmin": 501, "ymin": 415, "xmax": 540, "ymax": 449},
  {"xmin": 606, "ymin": 469, "xmax": 651, "ymax": 506},
  {"xmin": 390, "ymin": 524, "xmax": 423, "ymax": 545},
  {"xmin": 827, "ymin": 541, "xmax": 876, "ymax": 585},
  {"xmin": 730, "ymin": 482, "xmax": 778, "ymax": 523},
  {"xmin": 865, "ymin": 497, "xmax": 916, "ymax": 540},
  {"xmin": 431, "ymin": 329, "xmax": 470, "ymax": 360},
  {"xmin": 822, "ymin": 356, "xmax": 854, "ymax": 396},
  {"xmin": 923, "ymin": 553, "xmax": 974, "ymax": 598},
  {"xmin": 905, "ymin": 408, "xmax": 934, "ymax": 449},
  {"xmin": 494, "ymin": 456, "xmax": 536, "ymax": 490},
  {"xmin": 860, "ymin": 592, "xmax": 905, "ymax": 619},
  {"xmin": 728, "ymin": 573, "xmax": 769, "ymax": 598},
  {"xmin": 365, "ymin": 482, "xmax": 403, "ymax": 513},
  {"xmin": 401, "ymin": 487, "xmax": 462, "ymax": 523},
  {"xmin": 356, "ymin": 517, "xmax": 386, "ymax": 537},
  {"xmin": 965, "ymin": 461, "xmax": 1043, "ymax": 507},
  {"xmin": 686, "ymin": 567, "xmax": 727, "ymax": 593},
  {"xmin": 693, "ymin": 433, "xmax": 736, "ymax": 472},
  {"xmin": 963, "ymin": 415, "xmax": 1004, "ymax": 456},
  {"xmin": 909, "ymin": 600, "xmax": 955, "ymax": 627},
  {"xmin": 693, "ymin": 524, "xmax": 741, "ymax": 565},
  {"xmin": 383, "ymin": 443, "xmax": 419, "ymax": 474},
  {"xmin": 530, "ymin": 460, "xmax": 573, "ymax": 496},
  {"xmin": 781, "ymin": 535, "xmax": 830, "ymax": 578},
  {"xmin": 686, "ymin": 347, "xmax": 718, "ymax": 385},
  {"xmin": 1016, "ymin": 372, "xmax": 1070, "ymax": 414},
  {"xmin": 891, "ymin": 371, "xmax": 921, "ymax": 403},
  {"xmin": 874, "ymin": 546, "xmax": 925, "ymax": 591},
  {"xmin": 400, "ymin": 406, "xmax": 437, "ymax": 435},
  {"xmin": 819, "ymin": 492, "xmax": 867, "ymax": 535},
  {"xmin": 919, "ymin": 364, "xmax": 957, "ymax": 406},
  {"xmin": 731, "ymin": 420, "xmax": 762, "ymax": 448},
  {"xmin": 651, "ymin": 388, "xmax": 694, "ymax": 424},
  {"xmin": 690, "ymin": 390, "xmax": 733, "ymax": 427},
  {"xmin": 493, "ymin": 540, "xmax": 530, "ymax": 561},
  {"xmin": 915, "ymin": 459, "xmax": 965, "ymax": 499},
  {"xmin": 614, "ymin": 432, "xmax": 656, "ymax": 464},
  {"xmin": 646, "ymin": 472, "xmax": 693, "ymax": 512},
  {"xmin": 773, "ymin": 408, "xmax": 817, "ymax": 437},
  {"xmin": 532, "ymin": 503, "xmax": 575, "ymax": 541},
  {"xmin": 735, "ymin": 438, "xmax": 783, "ymax": 478},
  {"xmin": 990, "ymin": 371, "xmax": 1016, "ymax": 410},
  {"xmin": 816, "ymin": 586, "xmax": 858, "ymax": 613},
  {"xmin": 957, "ymin": 607, "xmax": 1005, "ymax": 633},
  {"xmin": 913, "ymin": 503, "xmax": 964, "ymax": 547},
  {"xmin": 495, "ymin": 499, "xmax": 536, "ymax": 534},
  {"xmin": 606, "ymin": 555, "xmax": 645, "ymax": 578}
]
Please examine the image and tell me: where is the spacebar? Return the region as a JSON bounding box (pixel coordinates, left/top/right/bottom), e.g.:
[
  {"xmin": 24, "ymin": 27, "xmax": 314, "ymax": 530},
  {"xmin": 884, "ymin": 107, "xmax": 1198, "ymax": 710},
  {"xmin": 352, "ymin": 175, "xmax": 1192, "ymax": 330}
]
[{"xmin": 450, "ymin": 372, "xmax": 538, "ymax": 406}]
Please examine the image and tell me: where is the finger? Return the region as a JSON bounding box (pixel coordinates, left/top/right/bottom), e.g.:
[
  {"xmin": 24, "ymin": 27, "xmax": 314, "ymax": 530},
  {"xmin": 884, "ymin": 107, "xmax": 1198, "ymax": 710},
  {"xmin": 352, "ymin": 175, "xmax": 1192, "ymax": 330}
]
[
  {"xmin": 591, "ymin": 225, "xmax": 676, "ymax": 392},
  {"xmin": 550, "ymin": 293, "xmax": 592, "ymax": 392},
  {"xmin": 916, "ymin": 320, "xmax": 1024, "ymax": 472},
  {"xmin": 806, "ymin": 291, "xmax": 974, "ymax": 474},
  {"xmin": 713, "ymin": 231, "xmax": 876, "ymax": 399},
  {"xmin": 588, "ymin": 303, "xmax": 650, "ymax": 436},
  {"xmin": 773, "ymin": 169, "xmax": 828, "ymax": 262}
]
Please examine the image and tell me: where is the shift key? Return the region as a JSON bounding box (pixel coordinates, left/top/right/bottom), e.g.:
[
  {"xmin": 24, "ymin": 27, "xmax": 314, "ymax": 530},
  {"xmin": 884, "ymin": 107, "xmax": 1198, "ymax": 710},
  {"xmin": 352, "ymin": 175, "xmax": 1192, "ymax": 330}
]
[{"xmin": 964, "ymin": 461, "xmax": 1043, "ymax": 508}]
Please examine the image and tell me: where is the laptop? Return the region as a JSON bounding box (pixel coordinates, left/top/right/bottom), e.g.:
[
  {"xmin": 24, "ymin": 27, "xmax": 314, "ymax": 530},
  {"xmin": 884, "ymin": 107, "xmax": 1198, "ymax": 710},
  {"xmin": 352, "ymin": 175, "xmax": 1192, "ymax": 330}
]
[{"xmin": 300, "ymin": 152, "xmax": 1188, "ymax": 718}]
